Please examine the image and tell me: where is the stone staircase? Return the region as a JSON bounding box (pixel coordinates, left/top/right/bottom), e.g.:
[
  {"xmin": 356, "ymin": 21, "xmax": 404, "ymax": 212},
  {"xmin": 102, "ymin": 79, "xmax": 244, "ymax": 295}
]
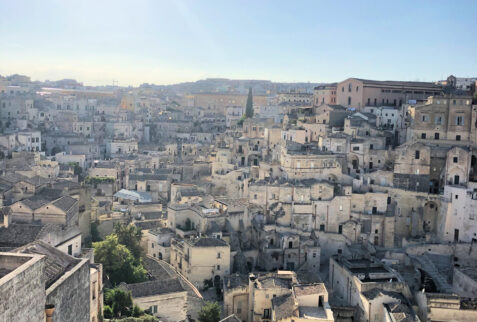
[{"xmin": 411, "ymin": 253, "xmax": 453, "ymax": 293}]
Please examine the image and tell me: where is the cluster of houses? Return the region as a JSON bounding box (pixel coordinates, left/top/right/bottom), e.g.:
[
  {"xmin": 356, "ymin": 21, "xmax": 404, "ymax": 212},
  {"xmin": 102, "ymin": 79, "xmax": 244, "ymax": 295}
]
[{"xmin": 1, "ymin": 74, "xmax": 477, "ymax": 321}]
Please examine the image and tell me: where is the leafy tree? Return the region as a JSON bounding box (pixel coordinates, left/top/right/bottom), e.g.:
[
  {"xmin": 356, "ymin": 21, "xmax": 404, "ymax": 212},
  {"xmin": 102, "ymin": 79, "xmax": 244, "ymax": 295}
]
[
  {"xmin": 104, "ymin": 288, "xmax": 158, "ymax": 321},
  {"xmin": 245, "ymin": 87, "xmax": 253, "ymax": 118},
  {"xmin": 114, "ymin": 223, "xmax": 143, "ymax": 261},
  {"xmin": 91, "ymin": 221, "xmax": 102, "ymax": 242},
  {"xmin": 105, "ymin": 288, "xmax": 133, "ymax": 317},
  {"xmin": 104, "ymin": 305, "xmax": 114, "ymax": 319},
  {"xmin": 198, "ymin": 301, "xmax": 221, "ymax": 322},
  {"xmin": 132, "ymin": 305, "xmax": 144, "ymax": 317},
  {"xmin": 93, "ymin": 235, "xmax": 147, "ymax": 285}
]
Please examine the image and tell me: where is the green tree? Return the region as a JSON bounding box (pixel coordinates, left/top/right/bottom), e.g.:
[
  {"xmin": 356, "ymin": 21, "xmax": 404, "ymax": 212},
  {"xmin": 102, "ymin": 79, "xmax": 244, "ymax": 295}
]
[
  {"xmin": 245, "ymin": 87, "xmax": 253, "ymax": 118},
  {"xmin": 198, "ymin": 301, "xmax": 221, "ymax": 322},
  {"xmin": 113, "ymin": 223, "xmax": 143, "ymax": 261},
  {"xmin": 93, "ymin": 235, "xmax": 147, "ymax": 285},
  {"xmin": 91, "ymin": 221, "xmax": 102, "ymax": 242},
  {"xmin": 132, "ymin": 305, "xmax": 144, "ymax": 317},
  {"xmin": 105, "ymin": 288, "xmax": 133, "ymax": 317},
  {"xmin": 103, "ymin": 305, "xmax": 114, "ymax": 319}
]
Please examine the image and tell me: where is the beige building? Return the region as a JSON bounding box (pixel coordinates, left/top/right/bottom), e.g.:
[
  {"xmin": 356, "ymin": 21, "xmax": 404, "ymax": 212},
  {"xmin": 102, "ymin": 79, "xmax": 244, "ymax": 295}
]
[
  {"xmin": 224, "ymin": 271, "xmax": 333, "ymax": 322},
  {"xmin": 329, "ymin": 255, "xmax": 411, "ymax": 317},
  {"xmin": 170, "ymin": 237, "xmax": 231, "ymax": 290},
  {"xmin": 313, "ymin": 84, "xmax": 337, "ymax": 106},
  {"xmin": 410, "ymin": 95, "xmax": 475, "ymax": 143},
  {"xmin": 336, "ymin": 78, "xmax": 442, "ymax": 109},
  {"xmin": 393, "ymin": 142, "xmax": 431, "ymax": 192},
  {"xmin": 415, "ymin": 292, "xmax": 477, "ymax": 322},
  {"xmin": 280, "ymin": 144, "xmax": 344, "ymax": 181}
]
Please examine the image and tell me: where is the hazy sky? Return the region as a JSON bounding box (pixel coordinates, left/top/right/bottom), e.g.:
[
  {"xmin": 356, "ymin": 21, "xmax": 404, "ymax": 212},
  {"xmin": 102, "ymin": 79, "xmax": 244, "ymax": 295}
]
[{"xmin": 1, "ymin": 0, "xmax": 476, "ymax": 86}]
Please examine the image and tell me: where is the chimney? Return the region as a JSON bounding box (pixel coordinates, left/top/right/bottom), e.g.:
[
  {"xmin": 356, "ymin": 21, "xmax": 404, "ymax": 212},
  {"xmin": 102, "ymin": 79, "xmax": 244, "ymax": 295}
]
[{"xmin": 45, "ymin": 304, "xmax": 55, "ymax": 322}]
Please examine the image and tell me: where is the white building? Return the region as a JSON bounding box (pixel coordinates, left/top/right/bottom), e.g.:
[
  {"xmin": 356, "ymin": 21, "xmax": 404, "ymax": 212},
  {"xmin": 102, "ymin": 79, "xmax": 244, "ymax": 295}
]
[
  {"xmin": 16, "ymin": 131, "xmax": 41, "ymax": 152},
  {"xmin": 106, "ymin": 139, "xmax": 138, "ymax": 156},
  {"xmin": 438, "ymin": 184, "xmax": 477, "ymax": 243},
  {"xmin": 226, "ymin": 106, "xmax": 244, "ymax": 127}
]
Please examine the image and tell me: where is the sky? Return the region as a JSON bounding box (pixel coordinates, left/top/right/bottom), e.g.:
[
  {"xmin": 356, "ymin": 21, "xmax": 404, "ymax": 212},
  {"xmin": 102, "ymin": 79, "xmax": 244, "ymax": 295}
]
[{"xmin": 0, "ymin": 0, "xmax": 476, "ymax": 86}]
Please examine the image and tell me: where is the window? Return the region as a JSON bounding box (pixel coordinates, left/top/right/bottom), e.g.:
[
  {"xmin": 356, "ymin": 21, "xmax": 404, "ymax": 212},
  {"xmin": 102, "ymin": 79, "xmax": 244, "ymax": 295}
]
[
  {"xmin": 455, "ymin": 195, "xmax": 459, "ymax": 200},
  {"xmin": 455, "ymin": 175, "xmax": 460, "ymax": 185},
  {"xmin": 263, "ymin": 309, "xmax": 271, "ymax": 319},
  {"xmin": 289, "ymin": 241, "xmax": 293, "ymax": 248},
  {"xmin": 320, "ymin": 224, "xmax": 325, "ymax": 231},
  {"xmin": 313, "ymin": 253, "xmax": 316, "ymax": 258},
  {"xmin": 151, "ymin": 242, "xmax": 154, "ymax": 249},
  {"xmin": 369, "ymin": 144, "xmax": 374, "ymax": 150},
  {"xmin": 456, "ymin": 135, "xmax": 461, "ymax": 141},
  {"xmin": 456, "ymin": 116, "xmax": 464, "ymax": 126},
  {"xmin": 217, "ymin": 265, "xmax": 221, "ymax": 270},
  {"xmin": 415, "ymin": 150, "xmax": 420, "ymax": 159},
  {"xmin": 348, "ymin": 97, "xmax": 351, "ymax": 105},
  {"xmin": 453, "ymin": 157, "xmax": 458, "ymax": 163},
  {"xmin": 353, "ymin": 146, "xmax": 359, "ymax": 151},
  {"xmin": 435, "ymin": 116, "xmax": 442, "ymax": 125},
  {"xmin": 254, "ymin": 194, "xmax": 257, "ymax": 200},
  {"xmin": 338, "ymin": 225, "xmax": 343, "ymax": 234},
  {"xmin": 150, "ymin": 305, "xmax": 158, "ymax": 314},
  {"xmin": 348, "ymin": 83, "xmax": 352, "ymax": 92},
  {"xmin": 217, "ymin": 252, "xmax": 221, "ymax": 259},
  {"xmin": 421, "ymin": 115, "xmax": 429, "ymax": 122},
  {"xmin": 435, "ymin": 133, "xmax": 440, "ymax": 140},
  {"xmin": 92, "ymin": 281, "xmax": 97, "ymax": 300},
  {"xmin": 421, "ymin": 133, "xmax": 426, "ymax": 139},
  {"xmin": 68, "ymin": 244, "xmax": 73, "ymax": 255}
]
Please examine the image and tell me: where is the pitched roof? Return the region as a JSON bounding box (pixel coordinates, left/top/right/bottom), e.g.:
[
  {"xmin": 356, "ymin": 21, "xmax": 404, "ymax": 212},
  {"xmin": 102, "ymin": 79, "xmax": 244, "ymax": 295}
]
[
  {"xmin": 120, "ymin": 278, "xmax": 185, "ymax": 298},
  {"xmin": 0, "ymin": 224, "xmax": 45, "ymax": 247},
  {"xmin": 129, "ymin": 174, "xmax": 168, "ymax": 181},
  {"xmin": 293, "ymin": 284, "xmax": 326, "ymax": 296},
  {"xmin": 384, "ymin": 302, "xmax": 416, "ymax": 322},
  {"xmin": 272, "ymin": 293, "xmax": 296, "ymax": 320},
  {"xmin": 220, "ymin": 314, "xmax": 242, "ymax": 322},
  {"xmin": 188, "ymin": 237, "xmax": 228, "ymax": 247},
  {"xmin": 14, "ymin": 240, "xmax": 80, "ymax": 288},
  {"xmin": 52, "ymin": 195, "xmax": 77, "ymax": 212},
  {"xmin": 352, "ymin": 78, "xmax": 441, "ymax": 89}
]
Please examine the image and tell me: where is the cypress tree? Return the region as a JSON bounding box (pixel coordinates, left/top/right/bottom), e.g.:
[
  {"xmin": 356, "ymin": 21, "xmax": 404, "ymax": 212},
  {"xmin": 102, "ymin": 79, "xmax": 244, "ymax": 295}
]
[{"xmin": 245, "ymin": 87, "xmax": 253, "ymax": 118}]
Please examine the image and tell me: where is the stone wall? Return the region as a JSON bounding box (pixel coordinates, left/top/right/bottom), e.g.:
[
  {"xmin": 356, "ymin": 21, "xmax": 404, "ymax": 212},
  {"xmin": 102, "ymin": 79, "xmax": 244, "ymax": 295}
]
[
  {"xmin": 0, "ymin": 254, "xmax": 45, "ymax": 322},
  {"xmin": 46, "ymin": 258, "xmax": 90, "ymax": 322}
]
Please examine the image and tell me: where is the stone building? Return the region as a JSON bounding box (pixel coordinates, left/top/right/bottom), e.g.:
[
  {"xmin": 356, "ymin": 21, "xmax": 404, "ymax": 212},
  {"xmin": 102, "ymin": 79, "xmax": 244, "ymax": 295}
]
[
  {"xmin": 393, "ymin": 142, "xmax": 431, "ymax": 192},
  {"xmin": 223, "ymin": 271, "xmax": 333, "ymax": 322},
  {"xmin": 170, "ymin": 237, "xmax": 231, "ymax": 290},
  {"xmin": 336, "ymin": 78, "xmax": 442, "ymax": 109},
  {"xmin": 0, "ymin": 252, "xmax": 46, "ymax": 322},
  {"xmin": 329, "ymin": 255, "xmax": 412, "ymax": 320},
  {"xmin": 313, "ymin": 84, "xmax": 337, "ymax": 106},
  {"xmin": 410, "ymin": 95, "xmax": 474, "ymax": 142},
  {"xmin": 14, "ymin": 241, "xmax": 91, "ymax": 322}
]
